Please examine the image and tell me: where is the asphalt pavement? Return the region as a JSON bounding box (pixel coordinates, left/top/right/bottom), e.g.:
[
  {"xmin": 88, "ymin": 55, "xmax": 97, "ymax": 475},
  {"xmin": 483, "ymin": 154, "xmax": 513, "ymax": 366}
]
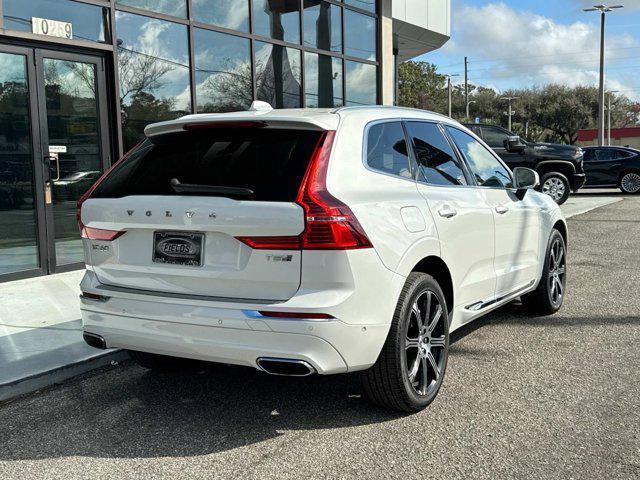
[{"xmin": 1, "ymin": 196, "xmax": 638, "ymax": 480}]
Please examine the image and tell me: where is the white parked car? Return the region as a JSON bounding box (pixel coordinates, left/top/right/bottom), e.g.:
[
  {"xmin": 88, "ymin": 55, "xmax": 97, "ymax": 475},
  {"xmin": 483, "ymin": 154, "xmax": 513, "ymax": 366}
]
[{"xmin": 78, "ymin": 103, "xmax": 567, "ymax": 412}]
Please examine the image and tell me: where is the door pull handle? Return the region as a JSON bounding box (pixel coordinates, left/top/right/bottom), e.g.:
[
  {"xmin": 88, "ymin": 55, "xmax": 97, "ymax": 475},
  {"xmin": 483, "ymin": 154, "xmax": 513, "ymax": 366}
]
[
  {"xmin": 495, "ymin": 205, "xmax": 509, "ymax": 214},
  {"xmin": 438, "ymin": 206, "xmax": 457, "ymax": 218}
]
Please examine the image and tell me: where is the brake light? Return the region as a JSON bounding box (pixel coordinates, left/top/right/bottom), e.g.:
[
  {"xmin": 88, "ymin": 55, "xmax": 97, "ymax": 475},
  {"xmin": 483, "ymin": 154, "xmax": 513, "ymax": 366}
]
[
  {"xmin": 81, "ymin": 226, "xmax": 126, "ymax": 241},
  {"xmin": 296, "ymin": 130, "xmax": 372, "ymax": 250},
  {"xmin": 184, "ymin": 121, "xmax": 267, "ymax": 130},
  {"xmin": 76, "ymin": 141, "xmax": 143, "ymax": 234}
]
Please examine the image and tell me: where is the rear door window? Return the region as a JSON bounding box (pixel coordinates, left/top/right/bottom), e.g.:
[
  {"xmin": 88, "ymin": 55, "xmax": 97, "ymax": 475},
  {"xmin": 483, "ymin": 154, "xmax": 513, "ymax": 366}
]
[
  {"xmin": 405, "ymin": 121, "xmax": 468, "ymax": 186},
  {"xmin": 366, "ymin": 122, "xmax": 412, "ymax": 179},
  {"xmin": 91, "ymin": 128, "xmax": 323, "ymax": 202}
]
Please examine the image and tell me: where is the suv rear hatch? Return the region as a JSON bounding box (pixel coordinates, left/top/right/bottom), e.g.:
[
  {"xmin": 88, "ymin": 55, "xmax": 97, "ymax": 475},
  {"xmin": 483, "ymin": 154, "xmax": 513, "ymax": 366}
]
[{"xmin": 79, "ymin": 123, "xmax": 324, "ymax": 301}]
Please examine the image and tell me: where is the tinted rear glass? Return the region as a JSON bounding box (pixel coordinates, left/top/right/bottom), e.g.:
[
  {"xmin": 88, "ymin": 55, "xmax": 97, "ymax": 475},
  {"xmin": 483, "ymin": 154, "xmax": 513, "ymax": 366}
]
[{"xmin": 91, "ymin": 128, "xmax": 322, "ymax": 201}]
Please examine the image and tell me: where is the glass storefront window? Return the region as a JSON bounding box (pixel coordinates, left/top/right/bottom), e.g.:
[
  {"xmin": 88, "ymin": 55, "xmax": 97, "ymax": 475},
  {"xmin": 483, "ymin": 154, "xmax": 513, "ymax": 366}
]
[
  {"xmin": 192, "ymin": 0, "xmax": 250, "ymax": 32},
  {"xmin": 3, "ymin": 0, "xmax": 109, "ymax": 43},
  {"xmin": 344, "ymin": 9, "xmax": 376, "ymax": 61},
  {"xmin": 304, "ymin": 1, "xmax": 342, "ymax": 53},
  {"xmin": 345, "ymin": 60, "xmax": 376, "ymax": 105},
  {"xmin": 305, "ymin": 53, "xmax": 342, "ymax": 108},
  {"xmin": 344, "ymin": 0, "xmax": 376, "ymax": 14},
  {"xmin": 115, "ymin": 11, "xmax": 191, "ymax": 151},
  {"xmin": 0, "ymin": 52, "xmax": 39, "ymax": 275},
  {"xmin": 255, "ymin": 42, "xmax": 302, "ymax": 108},
  {"xmin": 116, "ymin": 0, "xmax": 187, "ymax": 19},
  {"xmin": 253, "ymin": 0, "xmax": 300, "ymax": 44},
  {"xmin": 194, "ymin": 28, "xmax": 252, "ymax": 113}
]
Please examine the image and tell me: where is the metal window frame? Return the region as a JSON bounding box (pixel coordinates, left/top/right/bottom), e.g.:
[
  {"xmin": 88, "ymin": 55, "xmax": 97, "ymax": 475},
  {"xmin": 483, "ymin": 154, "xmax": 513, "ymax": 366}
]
[{"xmin": 0, "ymin": 0, "xmax": 380, "ymax": 153}]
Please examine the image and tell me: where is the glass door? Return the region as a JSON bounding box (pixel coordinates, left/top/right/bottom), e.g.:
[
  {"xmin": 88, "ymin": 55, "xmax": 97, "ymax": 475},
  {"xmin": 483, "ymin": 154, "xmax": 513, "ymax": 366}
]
[
  {"xmin": 0, "ymin": 45, "xmax": 110, "ymax": 281},
  {"xmin": 0, "ymin": 46, "xmax": 45, "ymax": 280},
  {"xmin": 35, "ymin": 50, "xmax": 111, "ymax": 273}
]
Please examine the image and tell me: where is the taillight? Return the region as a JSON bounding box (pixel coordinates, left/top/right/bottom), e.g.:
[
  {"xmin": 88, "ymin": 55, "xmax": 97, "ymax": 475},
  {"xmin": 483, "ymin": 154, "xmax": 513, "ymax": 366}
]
[
  {"xmin": 236, "ymin": 236, "xmax": 300, "ymax": 250},
  {"xmin": 234, "ymin": 130, "xmax": 372, "ymax": 251},
  {"xmin": 296, "ymin": 130, "xmax": 372, "ymax": 250},
  {"xmin": 81, "ymin": 226, "xmax": 126, "ymax": 241},
  {"xmin": 76, "ymin": 141, "xmax": 143, "ymax": 234}
]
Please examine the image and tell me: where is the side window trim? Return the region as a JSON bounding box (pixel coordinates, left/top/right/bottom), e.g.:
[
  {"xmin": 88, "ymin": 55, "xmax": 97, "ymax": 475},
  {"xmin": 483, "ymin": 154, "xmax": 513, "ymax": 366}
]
[
  {"xmin": 444, "ymin": 124, "xmax": 516, "ymax": 190},
  {"xmin": 401, "ymin": 119, "xmax": 475, "ymax": 187},
  {"xmin": 362, "ymin": 118, "xmax": 416, "ymax": 182}
]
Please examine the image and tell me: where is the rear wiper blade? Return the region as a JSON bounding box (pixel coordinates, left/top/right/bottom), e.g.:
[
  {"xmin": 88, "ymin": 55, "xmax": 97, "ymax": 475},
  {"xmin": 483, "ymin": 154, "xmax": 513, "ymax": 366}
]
[{"xmin": 169, "ymin": 178, "xmax": 254, "ymax": 196}]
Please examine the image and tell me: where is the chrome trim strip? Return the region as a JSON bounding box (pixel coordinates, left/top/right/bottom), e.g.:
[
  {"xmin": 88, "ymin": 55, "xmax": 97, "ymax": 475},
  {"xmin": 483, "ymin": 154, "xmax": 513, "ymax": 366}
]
[
  {"xmin": 464, "ymin": 280, "xmax": 536, "ymax": 312},
  {"xmin": 95, "ymin": 283, "xmax": 282, "ymax": 305}
]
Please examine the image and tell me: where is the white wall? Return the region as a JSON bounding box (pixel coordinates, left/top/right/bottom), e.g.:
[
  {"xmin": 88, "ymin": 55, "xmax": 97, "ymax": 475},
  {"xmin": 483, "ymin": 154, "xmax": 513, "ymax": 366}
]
[{"xmin": 391, "ymin": 0, "xmax": 451, "ymax": 60}]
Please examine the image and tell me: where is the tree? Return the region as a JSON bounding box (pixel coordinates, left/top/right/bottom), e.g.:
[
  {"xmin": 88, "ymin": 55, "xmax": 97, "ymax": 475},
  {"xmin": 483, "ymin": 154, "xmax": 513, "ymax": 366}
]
[
  {"xmin": 397, "ymin": 60, "xmax": 640, "ymax": 144},
  {"xmin": 398, "ymin": 61, "xmax": 446, "ymax": 112}
]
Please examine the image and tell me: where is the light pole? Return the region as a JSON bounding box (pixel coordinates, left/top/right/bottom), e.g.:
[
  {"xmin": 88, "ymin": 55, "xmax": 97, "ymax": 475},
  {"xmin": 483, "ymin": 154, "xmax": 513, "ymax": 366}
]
[
  {"xmin": 606, "ymin": 90, "xmax": 619, "ymax": 145},
  {"xmin": 584, "ymin": 4, "xmax": 624, "ymax": 146},
  {"xmin": 444, "ymin": 74, "xmax": 460, "ymax": 118},
  {"xmin": 466, "ymin": 100, "xmax": 476, "ymax": 120},
  {"xmin": 501, "ymin": 96, "xmax": 519, "ymax": 131}
]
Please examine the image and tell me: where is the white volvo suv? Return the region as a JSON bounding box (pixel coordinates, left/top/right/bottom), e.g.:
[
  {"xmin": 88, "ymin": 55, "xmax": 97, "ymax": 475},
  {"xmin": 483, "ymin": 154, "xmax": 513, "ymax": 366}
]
[{"xmin": 78, "ymin": 103, "xmax": 567, "ymax": 412}]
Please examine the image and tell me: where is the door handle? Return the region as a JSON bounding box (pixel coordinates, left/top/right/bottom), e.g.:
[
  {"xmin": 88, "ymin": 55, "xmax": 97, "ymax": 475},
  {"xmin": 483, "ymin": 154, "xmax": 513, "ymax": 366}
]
[
  {"xmin": 44, "ymin": 155, "xmax": 61, "ymax": 181},
  {"xmin": 495, "ymin": 205, "xmax": 509, "ymax": 214},
  {"xmin": 438, "ymin": 206, "xmax": 457, "ymax": 218}
]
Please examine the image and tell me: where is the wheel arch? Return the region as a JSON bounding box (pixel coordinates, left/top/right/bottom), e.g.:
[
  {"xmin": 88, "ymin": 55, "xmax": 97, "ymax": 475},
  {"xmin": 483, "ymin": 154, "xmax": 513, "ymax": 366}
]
[
  {"xmin": 411, "ymin": 256, "xmax": 454, "ymax": 314},
  {"xmin": 553, "ymin": 219, "xmax": 568, "ymax": 245},
  {"xmin": 535, "ymin": 161, "xmax": 575, "ymax": 179}
]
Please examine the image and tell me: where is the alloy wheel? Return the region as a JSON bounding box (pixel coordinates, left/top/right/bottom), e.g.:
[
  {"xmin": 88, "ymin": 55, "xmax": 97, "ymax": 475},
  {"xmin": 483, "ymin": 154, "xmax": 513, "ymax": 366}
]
[
  {"xmin": 621, "ymin": 172, "xmax": 640, "ymax": 193},
  {"xmin": 548, "ymin": 237, "xmax": 566, "ymax": 307},
  {"xmin": 405, "ymin": 290, "xmax": 447, "ymax": 396},
  {"xmin": 542, "ymin": 177, "xmax": 566, "ymax": 202}
]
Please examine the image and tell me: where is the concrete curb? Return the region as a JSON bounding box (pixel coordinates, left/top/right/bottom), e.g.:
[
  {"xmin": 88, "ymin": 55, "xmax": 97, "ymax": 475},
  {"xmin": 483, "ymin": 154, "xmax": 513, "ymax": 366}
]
[{"xmin": 0, "ymin": 349, "xmax": 129, "ymax": 403}]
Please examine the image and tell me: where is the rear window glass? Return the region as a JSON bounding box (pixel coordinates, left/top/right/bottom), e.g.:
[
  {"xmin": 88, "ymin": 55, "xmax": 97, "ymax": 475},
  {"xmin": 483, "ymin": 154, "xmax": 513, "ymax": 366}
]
[{"xmin": 91, "ymin": 128, "xmax": 323, "ymax": 201}]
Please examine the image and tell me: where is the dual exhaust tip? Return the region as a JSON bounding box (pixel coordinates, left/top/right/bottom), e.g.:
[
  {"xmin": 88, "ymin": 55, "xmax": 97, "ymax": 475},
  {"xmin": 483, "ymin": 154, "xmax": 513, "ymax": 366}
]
[{"xmin": 256, "ymin": 357, "xmax": 316, "ymax": 376}]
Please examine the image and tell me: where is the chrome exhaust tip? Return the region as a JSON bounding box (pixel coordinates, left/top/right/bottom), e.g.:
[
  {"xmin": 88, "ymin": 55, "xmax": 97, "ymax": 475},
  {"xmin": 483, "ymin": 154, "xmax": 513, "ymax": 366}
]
[{"xmin": 256, "ymin": 357, "xmax": 316, "ymax": 376}]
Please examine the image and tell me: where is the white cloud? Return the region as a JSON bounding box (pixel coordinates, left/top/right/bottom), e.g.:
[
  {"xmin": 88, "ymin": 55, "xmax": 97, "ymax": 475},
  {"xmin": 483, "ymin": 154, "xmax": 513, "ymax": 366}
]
[{"xmin": 444, "ymin": 2, "xmax": 640, "ymax": 95}]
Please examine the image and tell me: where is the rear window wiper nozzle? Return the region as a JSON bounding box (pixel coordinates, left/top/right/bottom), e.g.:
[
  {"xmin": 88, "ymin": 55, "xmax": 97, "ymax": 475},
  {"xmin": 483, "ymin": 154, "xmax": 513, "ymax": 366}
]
[{"xmin": 170, "ymin": 178, "xmax": 254, "ymax": 196}]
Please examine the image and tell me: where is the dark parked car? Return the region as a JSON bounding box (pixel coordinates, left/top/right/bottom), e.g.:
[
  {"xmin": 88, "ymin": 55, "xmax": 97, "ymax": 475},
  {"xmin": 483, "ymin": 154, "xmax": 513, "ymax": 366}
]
[
  {"xmin": 582, "ymin": 146, "xmax": 640, "ymax": 194},
  {"xmin": 463, "ymin": 123, "xmax": 586, "ymax": 204}
]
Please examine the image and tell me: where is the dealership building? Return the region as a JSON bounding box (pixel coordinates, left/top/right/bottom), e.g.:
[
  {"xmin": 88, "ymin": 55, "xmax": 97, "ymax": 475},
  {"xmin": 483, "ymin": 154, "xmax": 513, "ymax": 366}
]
[{"xmin": 0, "ymin": 0, "xmax": 450, "ymax": 281}]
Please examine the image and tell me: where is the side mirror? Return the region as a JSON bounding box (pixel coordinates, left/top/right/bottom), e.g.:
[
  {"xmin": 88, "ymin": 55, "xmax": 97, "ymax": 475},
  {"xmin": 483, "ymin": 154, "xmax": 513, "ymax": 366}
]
[
  {"xmin": 513, "ymin": 167, "xmax": 539, "ymax": 199},
  {"xmin": 503, "ymin": 135, "xmax": 526, "ymax": 153}
]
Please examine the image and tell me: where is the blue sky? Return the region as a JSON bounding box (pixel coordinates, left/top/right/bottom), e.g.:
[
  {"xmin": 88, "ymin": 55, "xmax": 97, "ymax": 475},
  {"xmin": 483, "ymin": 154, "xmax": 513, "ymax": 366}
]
[{"xmin": 418, "ymin": 0, "xmax": 640, "ymax": 100}]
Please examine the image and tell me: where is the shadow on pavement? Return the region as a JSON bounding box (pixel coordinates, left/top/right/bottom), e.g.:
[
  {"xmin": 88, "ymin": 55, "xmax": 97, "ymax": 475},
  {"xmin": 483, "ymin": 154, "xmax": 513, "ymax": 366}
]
[{"xmin": 0, "ymin": 359, "xmax": 405, "ymax": 461}]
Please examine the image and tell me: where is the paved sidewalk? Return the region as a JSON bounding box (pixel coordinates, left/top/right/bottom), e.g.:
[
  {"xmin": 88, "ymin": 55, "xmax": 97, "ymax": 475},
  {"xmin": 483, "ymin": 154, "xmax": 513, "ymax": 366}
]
[{"xmin": 0, "ymin": 271, "xmax": 126, "ymax": 401}]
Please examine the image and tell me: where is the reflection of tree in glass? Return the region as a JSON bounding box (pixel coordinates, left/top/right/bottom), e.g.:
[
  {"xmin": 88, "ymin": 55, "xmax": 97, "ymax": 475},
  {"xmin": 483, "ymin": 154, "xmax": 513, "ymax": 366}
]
[
  {"xmin": 199, "ymin": 59, "xmax": 253, "ymax": 113},
  {"xmin": 255, "ymin": 53, "xmax": 301, "ymax": 108},
  {"xmin": 117, "ymin": 46, "xmax": 175, "ymax": 105},
  {"xmin": 63, "ymin": 62, "xmax": 96, "ymax": 97},
  {"xmin": 117, "ymin": 45, "xmax": 186, "ymax": 150}
]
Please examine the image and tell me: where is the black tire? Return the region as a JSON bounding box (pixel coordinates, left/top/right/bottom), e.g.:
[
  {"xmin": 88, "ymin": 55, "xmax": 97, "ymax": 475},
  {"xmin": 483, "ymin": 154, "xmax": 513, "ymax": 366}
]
[
  {"xmin": 618, "ymin": 171, "xmax": 640, "ymax": 194},
  {"xmin": 540, "ymin": 172, "xmax": 571, "ymax": 205},
  {"xmin": 361, "ymin": 272, "xmax": 450, "ymax": 413},
  {"xmin": 128, "ymin": 350, "xmax": 201, "ymax": 372},
  {"xmin": 521, "ymin": 229, "xmax": 567, "ymax": 316}
]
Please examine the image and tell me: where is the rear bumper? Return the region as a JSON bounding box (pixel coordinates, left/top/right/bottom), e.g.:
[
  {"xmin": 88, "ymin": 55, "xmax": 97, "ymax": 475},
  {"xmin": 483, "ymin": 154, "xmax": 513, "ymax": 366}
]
[
  {"xmin": 81, "ymin": 308, "xmax": 389, "ymax": 374},
  {"xmin": 80, "ymin": 249, "xmax": 405, "ymax": 374},
  {"xmin": 570, "ymin": 173, "xmax": 586, "ymax": 191}
]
